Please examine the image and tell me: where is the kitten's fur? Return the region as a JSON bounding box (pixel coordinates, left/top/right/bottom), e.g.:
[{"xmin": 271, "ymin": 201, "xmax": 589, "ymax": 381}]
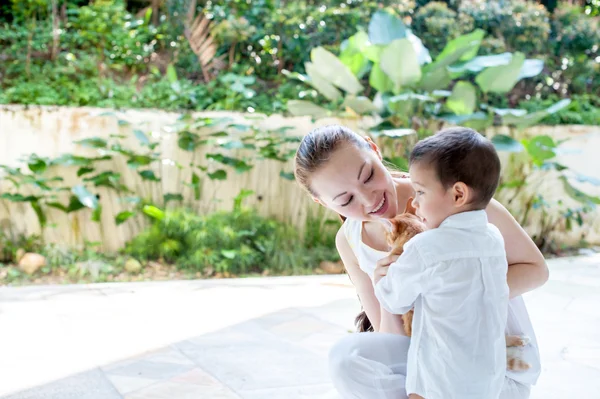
[{"xmin": 354, "ymin": 198, "xmax": 531, "ymax": 371}]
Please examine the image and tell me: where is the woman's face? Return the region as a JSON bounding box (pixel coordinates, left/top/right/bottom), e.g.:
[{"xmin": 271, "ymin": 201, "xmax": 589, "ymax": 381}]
[{"xmin": 310, "ymin": 143, "xmax": 399, "ymax": 221}]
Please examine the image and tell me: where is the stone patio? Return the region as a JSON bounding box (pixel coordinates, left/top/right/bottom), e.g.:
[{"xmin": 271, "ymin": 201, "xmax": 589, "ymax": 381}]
[{"xmin": 1, "ymin": 253, "xmax": 599, "ymax": 398}]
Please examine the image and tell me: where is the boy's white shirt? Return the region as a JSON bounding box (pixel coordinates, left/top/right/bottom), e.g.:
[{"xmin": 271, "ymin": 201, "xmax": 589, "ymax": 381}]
[{"xmin": 374, "ymin": 210, "xmax": 510, "ymax": 399}]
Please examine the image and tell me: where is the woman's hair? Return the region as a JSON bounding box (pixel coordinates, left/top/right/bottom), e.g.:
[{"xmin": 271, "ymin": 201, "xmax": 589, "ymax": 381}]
[{"xmin": 294, "ymin": 124, "xmax": 370, "ymax": 196}]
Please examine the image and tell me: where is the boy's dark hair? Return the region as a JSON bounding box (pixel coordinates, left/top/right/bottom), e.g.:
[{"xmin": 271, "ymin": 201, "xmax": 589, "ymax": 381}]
[{"xmin": 409, "ymin": 127, "xmax": 501, "ymax": 209}]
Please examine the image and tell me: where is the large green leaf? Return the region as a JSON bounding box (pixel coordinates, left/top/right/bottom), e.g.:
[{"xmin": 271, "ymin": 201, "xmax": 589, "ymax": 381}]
[
  {"xmin": 310, "ymin": 47, "xmax": 363, "ymax": 94},
  {"xmin": 448, "ymin": 53, "xmax": 513, "ymax": 74},
  {"xmin": 342, "ymin": 96, "xmax": 378, "ymax": 114},
  {"xmin": 445, "ymin": 81, "xmax": 477, "ymax": 115},
  {"xmin": 419, "ymin": 67, "xmax": 452, "ymax": 92},
  {"xmin": 305, "ymin": 62, "xmax": 342, "ymax": 101},
  {"xmin": 491, "ymin": 135, "xmax": 524, "ymax": 152},
  {"xmin": 368, "ymin": 10, "xmax": 407, "ymax": 45},
  {"xmin": 139, "ymin": 170, "xmax": 160, "ymax": 181},
  {"xmin": 339, "ymin": 30, "xmax": 371, "ymax": 77},
  {"xmin": 475, "ymin": 52, "xmax": 525, "ymax": 93},
  {"xmin": 433, "ymin": 30, "xmax": 485, "ymax": 68},
  {"xmin": 363, "ymin": 44, "xmax": 384, "ymax": 63},
  {"xmin": 439, "ymin": 112, "xmax": 494, "ymax": 130},
  {"xmin": 517, "ymin": 59, "xmax": 544, "ymax": 81},
  {"xmin": 380, "ymin": 39, "xmax": 422, "ymax": 92},
  {"xmin": 206, "ymin": 154, "xmax": 252, "ymax": 173},
  {"xmin": 369, "ymin": 63, "xmax": 395, "ymax": 93},
  {"xmin": 287, "ymin": 100, "xmax": 330, "ymax": 118},
  {"xmin": 501, "ymin": 99, "xmax": 571, "ymax": 129}
]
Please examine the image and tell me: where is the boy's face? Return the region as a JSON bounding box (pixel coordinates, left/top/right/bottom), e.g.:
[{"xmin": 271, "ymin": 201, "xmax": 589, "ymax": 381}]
[{"xmin": 408, "ymin": 162, "xmax": 457, "ymax": 229}]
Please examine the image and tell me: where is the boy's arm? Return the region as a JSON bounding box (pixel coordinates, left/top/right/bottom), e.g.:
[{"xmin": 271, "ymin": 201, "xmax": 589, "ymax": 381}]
[{"xmin": 374, "ymin": 244, "xmax": 428, "ymax": 314}]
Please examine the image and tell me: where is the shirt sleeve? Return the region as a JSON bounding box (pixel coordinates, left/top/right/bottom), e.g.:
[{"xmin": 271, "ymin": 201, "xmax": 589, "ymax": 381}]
[{"xmin": 374, "ymin": 242, "xmax": 428, "ymax": 314}]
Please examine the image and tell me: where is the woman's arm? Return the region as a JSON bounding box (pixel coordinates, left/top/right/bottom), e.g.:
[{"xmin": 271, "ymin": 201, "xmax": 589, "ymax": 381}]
[
  {"xmin": 336, "ymin": 228, "xmax": 382, "ymax": 331},
  {"xmin": 486, "ymin": 199, "xmax": 549, "ymax": 298}
]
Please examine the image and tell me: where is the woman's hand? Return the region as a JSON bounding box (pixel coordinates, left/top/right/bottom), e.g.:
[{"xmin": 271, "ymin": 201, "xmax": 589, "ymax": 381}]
[{"xmin": 374, "ymin": 254, "xmax": 400, "ymax": 285}]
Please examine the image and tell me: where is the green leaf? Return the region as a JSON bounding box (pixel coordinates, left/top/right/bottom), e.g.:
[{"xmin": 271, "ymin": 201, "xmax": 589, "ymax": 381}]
[
  {"xmin": 287, "ymin": 100, "xmax": 330, "ymax": 118},
  {"xmin": 369, "ymin": 63, "xmax": 395, "ymax": 93},
  {"xmin": 517, "ymin": 59, "xmax": 544, "ymax": 81},
  {"xmin": 305, "ymin": 62, "xmax": 342, "ymax": 101},
  {"xmin": 433, "ymin": 29, "xmax": 485, "ymax": 68},
  {"xmin": 47, "ymin": 202, "xmax": 68, "ymax": 212},
  {"xmin": 419, "ymin": 67, "xmax": 452, "ymax": 92},
  {"xmin": 127, "ymin": 155, "xmax": 154, "ymax": 169},
  {"xmin": 166, "ymin": 64, "xmax": 178, "ymax": 84},
  {"xmin": 491, "ymin": 135, "xmax": 524, "ymax": 152},
  {"xmin": 448, "ymin": 53, "xmax": 513, "ymax": 74},
  {"xmin": 363, "ymin": 44, "xmax": 384, "ymax": 63},
  {"xmin": 560, "ymin": 176, "xmax": 600, "ymax": 205},
  {"xmin": 30, "ymin": 200, "xmax": 46, "ymax": 229},
  {"xmin": 115, "ymin": 211, "xmax": 135, "ymax": 225},
  {"xmin": 208, "ymin": 169, "xmax": 227, "ymax": 180},
  {"xmin": 339, "ymin": 31, "xmax": 371, "ymax": 77},
  {"xmin": 164, "ymin": 193, "xmax": 183, "ymax": 204},
  {"xmin": 92, "ymin": 204, "xmax": 102, "ymax": 222},
  {"xmin": 142, "ymin": 205, "xmax": 165, "ymax": 220},
  {"xmin": 384, "ymin": 156, "xmax": 409, "ymax": 171},
  {"xmin": 279, "ymin": 171, "xmax": 295, "ymax": 181},
  {"xmin": 72, "ymin": 185, "xmax": 98, "ymax": 209},
  {"xmin": 475, "ymin": 52, "xmax": 525, "ymax": 94},
  {"xmin": 502, "ymin": 99, "xmax": 572, "ymax": 129},
  {"xmin": 77, "ymin": 167, "xmax": 95, "ymax": 177},
  {"xmin": 342, "ymin": 96, "xmax": 378, "ymax": 114},
  {"xmin": 380, "ymin": 39, "xmax": 422, "ymax": 92},
  {"xmin": 84, "ymin": 171, "xmax": 124, "ymax": 190},
  {"xmin": 27, "ymin": 155, "xmax": 48, "ymax": 174},
  {"xmin": 368, "ymin": 10, "xmax": 407, "ymax": 45},
  {"xmin": 134, "ymin": 129, "xmax": 150, "ymax": 146},
  {"xmin": 221, "ymin": 250, "xmax": 237, "ymax": 259},
  {"xmin": 139, "ymin": 170, "xmax": 160, "ymax": 181},
  {"xmin": 0, "ymin": 193, "xmax": 38, "ymax": 202},
  {"xmin": 310, "ymin": 47, "xmax": 363, "ymax": 94},
  {"xmin": 233, "ymin": 189, "xmax": 254, "ymax": 212},
  {"xmin": 66, "ymin": 196, "xmax": 85, "ymax": 213},
  {"xmin": 523, "ymin": 135, "xmax": 557, "ymax": 166},
  {"xmin": 117, "ymin": 119, "xmax": 130, "ymax": 126},
  {"xmin": 178, "ymin": 131, "xmax": 201, "ymax": 151},
  {"xmin": 206, "ymin": 154, "xmax": 252, "ymax": 173},
  {"xmin": 446, "ymin": 81, "xmax": 477, "ymax": 115},
  {"xmin": 439, "ymin": 112, "xmax": 494, "ymax": 130},
  {"xmin": 191, "ymin": 173, "xmax": 202, "ymax": 200},
  {"xmin": 75, "ymin": 137, "xmax": 107, "ymax": 149}
]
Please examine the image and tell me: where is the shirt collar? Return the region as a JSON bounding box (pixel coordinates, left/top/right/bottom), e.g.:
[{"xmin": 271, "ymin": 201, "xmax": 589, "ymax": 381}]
[{"xmin": 439, "ymin": 210, "xmax": 488, "ymax": 230}]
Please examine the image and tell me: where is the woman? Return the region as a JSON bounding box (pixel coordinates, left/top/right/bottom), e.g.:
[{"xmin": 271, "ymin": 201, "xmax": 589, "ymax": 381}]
[{"xmin": 294, "ymin": 125, "xmax": 547, "ymax": 399}]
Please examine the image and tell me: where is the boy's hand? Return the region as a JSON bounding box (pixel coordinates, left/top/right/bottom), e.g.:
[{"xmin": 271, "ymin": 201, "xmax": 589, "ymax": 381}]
[{"xmin": 374, "ymin": 254, "xmax": 399, "ymax": 285}]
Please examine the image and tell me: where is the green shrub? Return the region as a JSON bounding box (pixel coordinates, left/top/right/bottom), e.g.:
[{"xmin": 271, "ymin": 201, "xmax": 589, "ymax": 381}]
[
  {"xmin": 551, "ymin": 4, "xmax": 600, "ymax": 55},
  {"xmin": 125, "ymin": 208, "xmax": 340, "ymax": 275},
  {"xmin": 458, "ymin": 0, "xmax": 550, "ymax": 55},
  {"xmin": 411, "ymin": 2, "xmax": 474, "ymax": 55}
]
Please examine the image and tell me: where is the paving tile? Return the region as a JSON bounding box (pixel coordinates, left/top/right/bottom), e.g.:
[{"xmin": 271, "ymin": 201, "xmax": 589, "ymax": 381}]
[
  {"xmin": 105, "ymin": 375, "xmax": 156, "ymax": 395},
  {"xmin": 123, "ymin": 381, "xmax": 239, "ymax": 399},
  {"xmin": 238, "ymin": 383, "xmax": 339, "ymax": 399},
  {"xmin": 2, "ymin": 368, "xmax": 122, "ymax": 399},
  {"xmin": 105, "ymin": 359, "xmax": 193, "ymax": 380},
  {"xmin": 169, "ymin": 368, "xmax": 222, "ymax": 386}
]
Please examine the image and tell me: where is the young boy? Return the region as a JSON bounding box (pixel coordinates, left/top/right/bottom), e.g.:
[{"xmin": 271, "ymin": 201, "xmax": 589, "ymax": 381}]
[{"xmin": 374, "ymin": 127, "xmax": 509, "ymax": 399}]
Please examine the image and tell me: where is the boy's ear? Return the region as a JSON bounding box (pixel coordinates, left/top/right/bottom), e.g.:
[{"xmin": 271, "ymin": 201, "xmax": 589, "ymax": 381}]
[
  {"xmin": 380, "ymin": 218, "xmax": 394, "ymax": 233},
  {"xmin": 404, "ymin": 197, "xmax": 417, "ymax": 215},
  {"xmin": 451, "ymin": 182, "xmax": 473, "ymax": 207}
]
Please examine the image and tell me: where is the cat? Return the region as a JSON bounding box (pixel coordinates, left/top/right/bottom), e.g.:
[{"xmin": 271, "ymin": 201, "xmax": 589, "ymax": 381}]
[{"xmin": 354, "ymin": 198, "xmax": 531, "ymax": 371}]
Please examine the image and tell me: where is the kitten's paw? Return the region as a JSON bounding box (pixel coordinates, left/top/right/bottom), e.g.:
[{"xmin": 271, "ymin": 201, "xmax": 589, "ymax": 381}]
[
  {"xmin": 506, "ymin": 334, "xmax": 530, "ymax": 347},
  {"xmin": 507, "ymin": 356, "xmax": 531, "ymax": 371}
]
